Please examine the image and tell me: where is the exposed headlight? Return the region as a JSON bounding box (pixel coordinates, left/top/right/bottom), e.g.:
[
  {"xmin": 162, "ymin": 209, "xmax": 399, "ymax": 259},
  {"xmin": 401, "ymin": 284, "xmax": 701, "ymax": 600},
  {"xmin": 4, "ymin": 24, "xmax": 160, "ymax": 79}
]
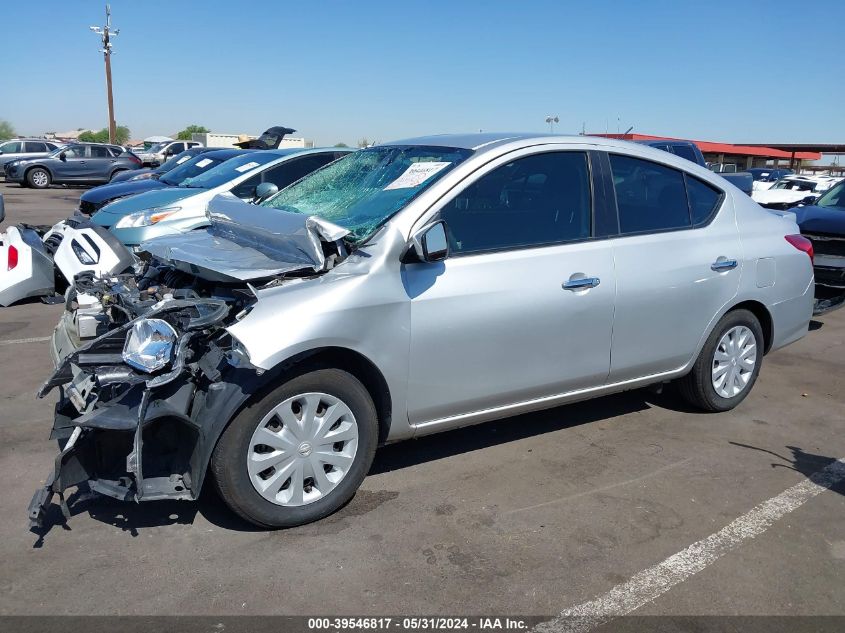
[
  {"xmin": 122, "ymin": 318, "xmax": 177, "ymax": 373},
  {"xmin": 114, "ymin": 206, "xmax": 180, "ymax": 228}
]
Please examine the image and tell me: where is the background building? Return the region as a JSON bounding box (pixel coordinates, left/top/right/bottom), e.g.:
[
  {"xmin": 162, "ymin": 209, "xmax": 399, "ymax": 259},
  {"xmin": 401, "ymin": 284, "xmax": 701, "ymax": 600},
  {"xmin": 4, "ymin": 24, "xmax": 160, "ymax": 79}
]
[{"xmin": 595, "ymin": 133, "xmax": 822, "ymax": 171}]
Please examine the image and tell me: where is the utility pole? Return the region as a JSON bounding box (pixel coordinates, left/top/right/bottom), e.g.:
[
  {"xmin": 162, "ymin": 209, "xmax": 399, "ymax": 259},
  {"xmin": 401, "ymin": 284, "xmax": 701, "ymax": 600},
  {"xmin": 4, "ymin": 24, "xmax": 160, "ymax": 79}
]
[{"xmin": 90, "ymin": 5, "xmax": 119, "ymax": 143}]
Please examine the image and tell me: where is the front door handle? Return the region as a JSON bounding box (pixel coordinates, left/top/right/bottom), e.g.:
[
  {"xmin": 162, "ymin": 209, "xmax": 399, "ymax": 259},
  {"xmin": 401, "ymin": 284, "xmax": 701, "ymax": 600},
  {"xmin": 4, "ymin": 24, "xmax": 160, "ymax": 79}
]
[
  {"xmin": 563, "ymin": 276, "xmax": 601, "ymax": 290},
  {"xmin": 711, "ymin": 258, "xmax": 738, "ymax": 272}
]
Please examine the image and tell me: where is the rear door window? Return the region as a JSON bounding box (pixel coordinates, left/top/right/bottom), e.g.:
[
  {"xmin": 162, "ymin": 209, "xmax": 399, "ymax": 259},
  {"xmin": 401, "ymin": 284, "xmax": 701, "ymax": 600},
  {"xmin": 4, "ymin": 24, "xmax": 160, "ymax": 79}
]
[
  {"xmin": 609, "ymin": 154, "xmax": 691, "ymax": 234},
  {"xmin": 684, "ymin": 174, "xmax": 722, "ymax": 225},
  {"xmin": 90, "ymin": 146, "xmax": 111, "ymax": 158},
  {"xmin": 25, "ymin": 141, "xmax": 48, "ymax": 152}
]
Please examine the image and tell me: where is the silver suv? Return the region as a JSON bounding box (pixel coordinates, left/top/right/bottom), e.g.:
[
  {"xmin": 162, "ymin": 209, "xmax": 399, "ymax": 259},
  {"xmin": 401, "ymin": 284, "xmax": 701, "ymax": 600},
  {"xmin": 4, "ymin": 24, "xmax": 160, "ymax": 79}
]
[
  {"xmin": 0, "ymin": 138, "xmax": 60, "ymax": 175},
  {"xmin": 32, "ymin": 134, "xmax": 814, "ymax": 529}
]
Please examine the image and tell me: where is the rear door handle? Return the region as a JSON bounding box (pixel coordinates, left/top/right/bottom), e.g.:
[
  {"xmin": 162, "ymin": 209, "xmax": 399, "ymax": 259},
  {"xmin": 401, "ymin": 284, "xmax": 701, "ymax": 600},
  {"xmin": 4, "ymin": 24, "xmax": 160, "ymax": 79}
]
[
  {"xmin": 711, "ymin": 258, "xmax": 738, "ymax": 272},
  {"xmin": 563, "ymin": 276, "xmax": 601, "ymax": 290}
]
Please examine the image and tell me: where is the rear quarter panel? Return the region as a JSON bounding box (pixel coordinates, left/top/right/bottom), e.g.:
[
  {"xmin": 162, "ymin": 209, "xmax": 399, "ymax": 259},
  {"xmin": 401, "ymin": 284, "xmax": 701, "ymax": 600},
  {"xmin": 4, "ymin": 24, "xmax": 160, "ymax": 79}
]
[{"xmin": 733, "ymin": 193, "xmax": 814, "ymax": 350}]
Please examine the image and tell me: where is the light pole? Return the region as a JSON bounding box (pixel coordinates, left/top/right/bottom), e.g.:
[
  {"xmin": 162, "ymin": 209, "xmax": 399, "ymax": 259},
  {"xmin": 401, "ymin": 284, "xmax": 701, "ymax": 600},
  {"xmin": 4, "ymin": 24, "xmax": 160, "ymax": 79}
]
[
  {"xmin": 545, "ymin": 115, "xmax": 559, "ymax": 134},
  {"xmin": 90, "ymin": 5, "xmax": 119, "ymax": 144}
]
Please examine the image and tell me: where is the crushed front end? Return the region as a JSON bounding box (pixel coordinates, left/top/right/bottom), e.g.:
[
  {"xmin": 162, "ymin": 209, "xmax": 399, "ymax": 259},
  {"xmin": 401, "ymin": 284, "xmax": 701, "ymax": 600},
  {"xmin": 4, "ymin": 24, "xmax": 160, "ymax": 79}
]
[
  {"xmin": 28, "ymin": 267, "xmax": 258, "ymax": 528},
  {"xmin": 27, "ymin": 196, "xmax": 352, "ymax": 528}
]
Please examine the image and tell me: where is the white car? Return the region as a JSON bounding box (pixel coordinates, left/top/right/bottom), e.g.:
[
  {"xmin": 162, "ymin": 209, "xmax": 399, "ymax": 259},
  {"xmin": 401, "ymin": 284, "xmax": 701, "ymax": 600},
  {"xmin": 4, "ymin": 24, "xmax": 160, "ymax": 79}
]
[{"xmin": 751, "ymin": 175, "xmax": 842, "ymax": 210}]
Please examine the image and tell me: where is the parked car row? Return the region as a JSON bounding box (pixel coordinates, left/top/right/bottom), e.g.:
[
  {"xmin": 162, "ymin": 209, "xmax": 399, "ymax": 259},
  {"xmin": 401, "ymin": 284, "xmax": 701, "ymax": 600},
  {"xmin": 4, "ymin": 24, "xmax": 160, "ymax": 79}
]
[
  {"xmin": 0, "ymin": 133, "xmax": 815, "ymax": 532},
  {"xmin": 751, "ymin": 174, "xmax": 842, "ymax": 210}
]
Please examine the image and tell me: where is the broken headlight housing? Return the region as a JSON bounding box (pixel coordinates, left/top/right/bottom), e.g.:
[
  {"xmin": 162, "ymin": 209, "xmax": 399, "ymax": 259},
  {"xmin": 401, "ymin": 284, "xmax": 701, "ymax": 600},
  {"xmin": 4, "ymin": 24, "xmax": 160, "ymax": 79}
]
[
  {"xmin": 114, "ymin": 207, "xmax": 180, "ymax": 228},
  {"xmin": 122, "ymin": 318, "xmax": 177, "ymax": 373}
]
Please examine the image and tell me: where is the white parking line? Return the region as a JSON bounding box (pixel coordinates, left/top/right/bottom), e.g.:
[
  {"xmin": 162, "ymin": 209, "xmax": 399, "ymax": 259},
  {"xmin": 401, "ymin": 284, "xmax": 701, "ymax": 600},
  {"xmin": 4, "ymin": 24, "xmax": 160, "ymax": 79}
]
[
  {"xmin": 0, "ymin": 336, "xmax": 50, "ymax": 347},
  {"xmin": 534, "ymin": 457, "xmax": 845, "ymax": 633}
]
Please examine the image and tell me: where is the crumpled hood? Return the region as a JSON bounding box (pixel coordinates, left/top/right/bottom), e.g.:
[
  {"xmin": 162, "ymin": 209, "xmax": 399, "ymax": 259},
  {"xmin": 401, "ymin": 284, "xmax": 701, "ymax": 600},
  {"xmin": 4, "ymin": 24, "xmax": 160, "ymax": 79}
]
[
  {"xmin": 141, "ymin": 193, "xmax": 350, "ymax": 282},
  {"xmin": 794, "ymin": 205, "xmax": 845, "ymax": 234},
  {"xmin": 92, "ymin": 187, "xmax": 202, "ymax": 225}
]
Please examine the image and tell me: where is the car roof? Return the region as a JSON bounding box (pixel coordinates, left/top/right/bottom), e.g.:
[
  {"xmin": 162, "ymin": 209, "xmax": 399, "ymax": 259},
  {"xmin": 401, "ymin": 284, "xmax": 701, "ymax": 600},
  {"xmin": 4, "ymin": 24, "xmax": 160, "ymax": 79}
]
[
  {"xmin": 382, "ymin": 133, "xmax": 551, "ymax": 151},
  {"xmin": 379, "ymin": 132, "xmax": 699, "ymax": 157}
]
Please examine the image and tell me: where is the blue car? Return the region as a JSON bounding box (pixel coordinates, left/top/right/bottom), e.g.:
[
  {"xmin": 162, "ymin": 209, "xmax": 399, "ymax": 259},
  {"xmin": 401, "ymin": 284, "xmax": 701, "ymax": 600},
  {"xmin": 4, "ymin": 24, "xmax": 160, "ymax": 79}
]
[
  {"xmin": 78, "ymin": 149, "xmax": 253, "ymax": 215},
  {"xmin": 792, "ymin": 179, "xmax": 845, "ymax": 314}
]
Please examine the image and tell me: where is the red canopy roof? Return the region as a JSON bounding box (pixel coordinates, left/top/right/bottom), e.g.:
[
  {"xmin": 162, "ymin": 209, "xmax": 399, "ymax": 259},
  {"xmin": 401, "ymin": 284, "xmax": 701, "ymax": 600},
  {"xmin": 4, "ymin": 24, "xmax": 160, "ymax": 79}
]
[{"xmin": 595, "ymin": 133, "xmax": 821, "ymax": 161}]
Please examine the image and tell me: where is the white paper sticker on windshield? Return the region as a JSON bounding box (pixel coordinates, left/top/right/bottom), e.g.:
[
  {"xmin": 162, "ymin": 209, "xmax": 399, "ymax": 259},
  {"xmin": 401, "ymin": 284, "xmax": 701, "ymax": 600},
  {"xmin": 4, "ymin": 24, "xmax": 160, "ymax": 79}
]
[
  {"xmin": 195, "ymin": 158, "xmax": 213, "ymax": 168},
  {"xmin": 384, "ymin": 162, "xmax": 451, "ymax": 190},
  {"xmin": 235, "ymin": 161, "xmax": 260, "ymax": 173},
  {"xmin": 176, "ymin": 156, "xmax": 190, "ymax": 165}
]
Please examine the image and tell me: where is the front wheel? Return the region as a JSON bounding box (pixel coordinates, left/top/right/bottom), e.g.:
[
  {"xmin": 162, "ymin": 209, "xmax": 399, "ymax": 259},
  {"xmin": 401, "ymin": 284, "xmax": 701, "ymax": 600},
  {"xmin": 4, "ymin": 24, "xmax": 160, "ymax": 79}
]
[
  {"xmin": 211, "ymin": 368, "xmax": 378, "ymax": 528},
  {"xmin": 27, "ymin": 167, "xmax": 51, "ymax": 189},
  {"xmin": 678, "ymin": 309, "xmax": 763, "ymax": 412}
]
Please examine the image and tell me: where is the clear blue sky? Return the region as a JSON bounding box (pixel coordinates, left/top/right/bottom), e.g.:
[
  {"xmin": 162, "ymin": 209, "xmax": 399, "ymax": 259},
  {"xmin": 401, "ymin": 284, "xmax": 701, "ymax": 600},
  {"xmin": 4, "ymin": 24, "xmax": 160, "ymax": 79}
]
[{"xmin": 3, "ymin": 0, "xmax": 843, "ymax": 146}]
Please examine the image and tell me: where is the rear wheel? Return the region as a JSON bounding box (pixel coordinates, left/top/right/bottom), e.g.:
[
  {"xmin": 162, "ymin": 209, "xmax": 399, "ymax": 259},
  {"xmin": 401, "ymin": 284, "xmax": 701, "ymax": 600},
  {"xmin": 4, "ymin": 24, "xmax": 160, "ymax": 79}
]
[
  {"xmin": 678, "ymin": 309, "xmax": 763, "ymax": 412},
  {"xmin": 211, "ymin": 368, "xmax": 378, "ymax": 528},
  {"xmin": 26, "ymin": 167, "xmax": 51, "ymax": 189},
  {"xmin": 110, "ymin": 169, "xmax": 126, "ymax": 181}
]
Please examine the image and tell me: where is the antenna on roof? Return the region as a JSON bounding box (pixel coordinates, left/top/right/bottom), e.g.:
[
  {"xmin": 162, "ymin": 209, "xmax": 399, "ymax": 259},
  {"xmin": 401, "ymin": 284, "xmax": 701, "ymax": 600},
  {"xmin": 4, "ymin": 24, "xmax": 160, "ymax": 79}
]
[{"xmin": 624, "ymin": 126, "xmax": 634, "ymax": 135}]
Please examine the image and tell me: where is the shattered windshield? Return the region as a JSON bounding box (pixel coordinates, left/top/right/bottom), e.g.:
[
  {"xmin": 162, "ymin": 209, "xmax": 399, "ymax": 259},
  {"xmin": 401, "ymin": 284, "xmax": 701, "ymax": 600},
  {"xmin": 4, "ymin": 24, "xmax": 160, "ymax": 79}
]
[
  {"xmin": 261, "ymin": 145, "xmax": 473, "ymax": 242},
  {"xmin": 178, "ymin": 152, "xmax": 278, "ymax": 189},
  {"xmin": 816, "ymin": 181, "xmax": 845, "ymax": 209}
]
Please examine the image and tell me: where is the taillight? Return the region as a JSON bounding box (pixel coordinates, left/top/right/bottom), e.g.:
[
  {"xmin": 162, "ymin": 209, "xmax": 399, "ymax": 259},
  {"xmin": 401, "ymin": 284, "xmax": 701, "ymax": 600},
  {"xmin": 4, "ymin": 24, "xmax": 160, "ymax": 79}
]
[
  {"xmin": 785, "ymin": 234, "xmax": 813, "ymax": 263},
  {"xmin": 7, "ymin": 245, "xmax": 18, "ymax": 271}
]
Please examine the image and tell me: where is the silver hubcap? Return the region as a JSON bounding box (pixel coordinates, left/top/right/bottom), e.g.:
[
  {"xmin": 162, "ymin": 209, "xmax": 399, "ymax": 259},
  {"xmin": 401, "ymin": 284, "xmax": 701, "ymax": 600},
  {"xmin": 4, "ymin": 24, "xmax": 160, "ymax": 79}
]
[
  {"xmin": 712, "ymin": 325, "xmax": 757, "ymax": 398},
  {"xmin": 247, "ymin": 392, "xmax": 358, "ymax": 506},
  {"xmin": 32, "ymin": 170, "xmax": 48, "ymax": 186}
]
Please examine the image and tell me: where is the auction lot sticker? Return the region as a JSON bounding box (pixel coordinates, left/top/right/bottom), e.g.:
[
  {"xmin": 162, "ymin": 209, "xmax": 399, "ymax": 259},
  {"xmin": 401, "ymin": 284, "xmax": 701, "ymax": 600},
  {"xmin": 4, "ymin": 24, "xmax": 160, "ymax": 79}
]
[{"xmin": 384, "ymin": 162, "xmax": 450, "ymax": 190}]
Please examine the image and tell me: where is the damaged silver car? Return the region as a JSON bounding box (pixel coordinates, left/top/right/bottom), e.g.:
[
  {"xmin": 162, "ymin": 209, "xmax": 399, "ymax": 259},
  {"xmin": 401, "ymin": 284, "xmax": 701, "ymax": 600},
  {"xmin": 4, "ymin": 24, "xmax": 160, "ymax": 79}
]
[{"xmin": 31, "ymin": 134, "xmax": 815, "ymax": 529}]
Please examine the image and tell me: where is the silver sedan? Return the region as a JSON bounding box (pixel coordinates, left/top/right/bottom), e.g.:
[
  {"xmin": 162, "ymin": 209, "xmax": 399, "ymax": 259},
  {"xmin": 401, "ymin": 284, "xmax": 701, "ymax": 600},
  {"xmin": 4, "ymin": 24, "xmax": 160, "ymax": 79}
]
[{"xmin": 34, "ymin": 133, "xmax": 814, "ymax": 529}]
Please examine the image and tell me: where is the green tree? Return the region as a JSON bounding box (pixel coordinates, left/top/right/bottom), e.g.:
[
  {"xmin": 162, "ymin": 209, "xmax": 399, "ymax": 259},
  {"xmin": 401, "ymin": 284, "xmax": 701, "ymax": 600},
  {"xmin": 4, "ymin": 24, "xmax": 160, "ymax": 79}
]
[
  {"xmin": 78, "ymin": 125, "xmax": 130, "ymax": 144},
  {"xmin": 333, "ymin": 142, "xmax": 349, "ymax": 148},
  {"xmin": 176, "ymin": 125, "xmax": 210, "ymax": 141},
  {"xmin": 0, "ymin": 119, "xmax": 16, "ymax": 140}
]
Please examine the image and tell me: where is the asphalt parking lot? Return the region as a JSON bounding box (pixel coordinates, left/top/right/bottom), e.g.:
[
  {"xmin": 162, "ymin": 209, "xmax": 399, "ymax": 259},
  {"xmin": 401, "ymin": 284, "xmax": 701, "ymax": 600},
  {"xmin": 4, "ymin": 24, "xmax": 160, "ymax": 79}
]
[{"xmin": 0, "ymin": 183, "xmax": 843, "ymax": 621}]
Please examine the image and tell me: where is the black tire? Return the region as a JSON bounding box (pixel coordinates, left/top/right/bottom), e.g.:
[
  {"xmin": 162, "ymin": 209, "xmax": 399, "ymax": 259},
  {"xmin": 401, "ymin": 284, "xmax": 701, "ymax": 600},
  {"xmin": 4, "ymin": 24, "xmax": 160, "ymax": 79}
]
[
  {"xmin": 109, "ymin": 169, "xmax": 126, "ymax": 182},
  {"xmin": 26, "ymin": 167, "xmax": 51, "ymax": 189},
  {"xmin": 678, "ymin": 309, "xmax": 764, "ymax": 412},
  {"xmin": 211, "ymin": 368, "xmax": 378, "ymax": 528}
]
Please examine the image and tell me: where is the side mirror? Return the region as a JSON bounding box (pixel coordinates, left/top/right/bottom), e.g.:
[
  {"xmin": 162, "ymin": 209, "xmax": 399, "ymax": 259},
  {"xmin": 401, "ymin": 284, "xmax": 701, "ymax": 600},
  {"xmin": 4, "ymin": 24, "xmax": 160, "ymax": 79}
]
[
  {"xmin": 59, "ymin": 152, "xmax": 67, "ymax": 162},
  {"xmin": 409, "ymin": 220, "xmax": 449, "ymax": 263},
  {"xmin": 0, "ymin": 194, "xmax": 5, "ymax": 225},
  {"xmin": 254, "ymin": 182, "xmax": 278, "ymax": 203}
]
